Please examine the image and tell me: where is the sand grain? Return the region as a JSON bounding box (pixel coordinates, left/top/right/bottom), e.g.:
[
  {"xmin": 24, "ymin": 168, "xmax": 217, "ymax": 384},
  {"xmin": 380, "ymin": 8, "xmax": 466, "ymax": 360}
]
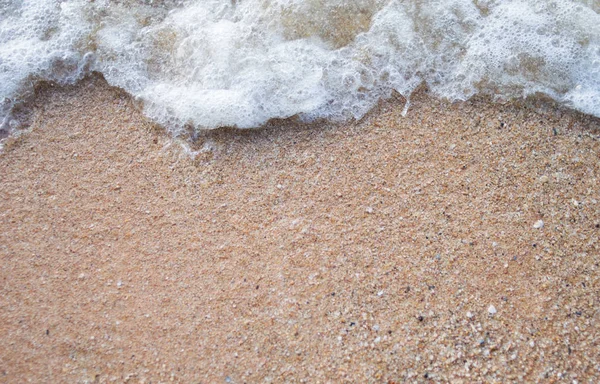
[{"xmin": 1, "ymin": 77, "xmax": 599, "ymax": 382}]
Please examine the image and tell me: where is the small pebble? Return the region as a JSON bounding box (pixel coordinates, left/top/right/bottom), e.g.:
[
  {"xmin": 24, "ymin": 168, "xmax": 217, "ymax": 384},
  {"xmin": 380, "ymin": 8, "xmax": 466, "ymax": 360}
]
[
  {"xmin": 539, "ymin": 175, "xmax": 549, "ymax": 183},
  {"xmin": 466, "ymin": 311, "xmax": 474, "ymax": 319},
  {"xmin": 533, "ymin": 220, "xmax": 544, "ymax": 229},
  {"xmin": 488, "ymin": 305, "xmax": 497, "ymax": 315},
  {"xmin": 366, "ymin": 207, "xmax": 374, "ymax": 214}
]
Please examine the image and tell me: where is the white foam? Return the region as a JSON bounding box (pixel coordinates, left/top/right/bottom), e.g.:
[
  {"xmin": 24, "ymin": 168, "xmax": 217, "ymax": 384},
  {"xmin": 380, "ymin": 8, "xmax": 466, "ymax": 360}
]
[{"xmin": 1, "ymin": 0, "xmax": 599, "ymax": 135}]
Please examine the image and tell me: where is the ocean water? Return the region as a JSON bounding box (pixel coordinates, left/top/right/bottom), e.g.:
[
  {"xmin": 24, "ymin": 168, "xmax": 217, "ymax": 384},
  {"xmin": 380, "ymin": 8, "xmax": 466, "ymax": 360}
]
[{"xmin": 1, "ymin": 0, "xmax": 599, "ymax": 136}]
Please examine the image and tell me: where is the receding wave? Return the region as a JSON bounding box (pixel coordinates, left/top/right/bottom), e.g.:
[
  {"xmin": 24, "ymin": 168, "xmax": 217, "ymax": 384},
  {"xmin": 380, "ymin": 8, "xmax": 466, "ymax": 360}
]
[{"xmin": 1, "ymin": 0, "xmax": 599, "ymax": 136}]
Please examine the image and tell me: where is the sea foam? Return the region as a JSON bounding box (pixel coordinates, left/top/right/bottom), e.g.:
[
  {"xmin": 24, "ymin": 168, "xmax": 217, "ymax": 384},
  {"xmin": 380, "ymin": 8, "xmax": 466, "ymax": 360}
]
[{"xmin": 1, "ymin": 0, "xmax": 599, "ymax": 136}]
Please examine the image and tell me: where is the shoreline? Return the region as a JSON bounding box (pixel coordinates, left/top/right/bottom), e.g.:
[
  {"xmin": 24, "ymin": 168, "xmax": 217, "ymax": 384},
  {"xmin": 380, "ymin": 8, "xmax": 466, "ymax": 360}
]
[{"xmin": 1, "ymin": 76, "xmax": 599, "ymax": 382}]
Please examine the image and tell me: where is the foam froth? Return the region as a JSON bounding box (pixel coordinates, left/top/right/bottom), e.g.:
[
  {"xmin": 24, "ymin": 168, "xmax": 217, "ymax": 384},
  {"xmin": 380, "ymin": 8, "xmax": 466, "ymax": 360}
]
[{"xmin": 1, "ymin": 0, "xmax": 599, "ymax": 135}]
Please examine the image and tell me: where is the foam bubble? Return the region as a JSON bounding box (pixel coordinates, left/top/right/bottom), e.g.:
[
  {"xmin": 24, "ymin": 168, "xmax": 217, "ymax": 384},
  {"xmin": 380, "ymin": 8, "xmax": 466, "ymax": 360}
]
[{"xmin": 1, "ymin": 0, "xmax": 599, "ymax": 136}]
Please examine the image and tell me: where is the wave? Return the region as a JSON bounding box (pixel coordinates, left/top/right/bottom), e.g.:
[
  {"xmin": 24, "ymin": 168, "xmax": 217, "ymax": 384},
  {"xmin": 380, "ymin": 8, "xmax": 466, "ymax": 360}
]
[{"xmin": 1, "ymin": 0, "xmax": 599, "ymax": 135}]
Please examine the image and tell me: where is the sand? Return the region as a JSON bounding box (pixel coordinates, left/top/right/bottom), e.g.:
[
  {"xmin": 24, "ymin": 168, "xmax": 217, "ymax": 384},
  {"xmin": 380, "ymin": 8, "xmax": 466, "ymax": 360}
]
[{"xmin": 1, "ymin": 75, "xmax": 599, "ymax": 383}]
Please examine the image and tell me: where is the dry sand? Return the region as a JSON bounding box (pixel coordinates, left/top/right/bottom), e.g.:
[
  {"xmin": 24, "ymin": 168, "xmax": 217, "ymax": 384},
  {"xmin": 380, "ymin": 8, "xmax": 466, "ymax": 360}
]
[{"xmin": 1, "ymin": 75, "xmax": 599, "ymax": 383}]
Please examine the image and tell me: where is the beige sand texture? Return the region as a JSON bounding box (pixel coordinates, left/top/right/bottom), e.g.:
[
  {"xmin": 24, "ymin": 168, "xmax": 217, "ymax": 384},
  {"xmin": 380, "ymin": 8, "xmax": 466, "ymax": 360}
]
[{"xmin": 1, "ymin": 76, "xmax": 599, "ymax": 383}]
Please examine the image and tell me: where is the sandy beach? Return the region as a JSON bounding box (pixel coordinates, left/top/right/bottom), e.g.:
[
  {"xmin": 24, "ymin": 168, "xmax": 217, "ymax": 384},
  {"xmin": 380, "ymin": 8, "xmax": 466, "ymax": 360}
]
[{"xmin": 1, "ymin": 75, "xmax": 599, "ymax": 382}]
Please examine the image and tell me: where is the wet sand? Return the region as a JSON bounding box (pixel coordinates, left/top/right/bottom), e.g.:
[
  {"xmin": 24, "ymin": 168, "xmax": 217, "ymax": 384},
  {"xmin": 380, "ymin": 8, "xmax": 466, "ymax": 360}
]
[{"xmin": 1, "ymin": 76, "xmax": 599, "ymax": 383}]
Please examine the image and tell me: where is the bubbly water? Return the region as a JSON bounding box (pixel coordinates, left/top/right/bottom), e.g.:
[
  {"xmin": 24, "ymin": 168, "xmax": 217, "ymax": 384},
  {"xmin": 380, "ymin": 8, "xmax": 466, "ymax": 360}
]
[{"xmin": 1, "ymin": 0, "xmax": 599, "ymax": 135}]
